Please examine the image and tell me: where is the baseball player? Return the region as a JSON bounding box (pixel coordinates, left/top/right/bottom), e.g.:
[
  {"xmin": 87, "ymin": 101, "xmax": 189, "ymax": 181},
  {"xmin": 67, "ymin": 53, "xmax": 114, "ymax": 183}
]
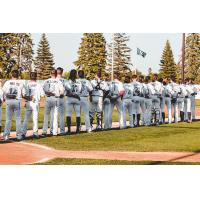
[
  {"xmin": 90, "ymin": 70, "xmax": 109, "ymax": 131},
  {"xmin": 158, "ymin": 78, "xmax": 166, "ymax": 124},
  {"xmin": 2, "ymin": 70, "xmax": 25, "ymax": 141},
  {"xmin": 143, "ymin": 76, "xmax": 155, "ymax": 126},
  {"xmin": 150, "ymin": 74, "xmax": 162, "ymax": 126},
  {"xmin": 122, "ymin": 75, "xmax": 134, "ymax": 128},
  {"xmin": 132, "ymin": 74, "xmax": 142, "ymax": 127},
  {"xmin": 176, "ymin": 79, "xmax": 187, "ymax": 122},
  {"xmin": 66, "ymin": 69, "xmax": 82, "ymax": 133},
  {"xmin": 77, "ymin": 70, "xmax": 93, "ymax": 133},
  {"xmin": 171, "ymin": 79, "xmax": 187, "ymax": 123},
  {"xmin": 42, "ymin": 69, "xmax": 64, "ymax": 137},
  {"xmin": 103, "ymin": 73, "xmax": 112, "ymax": 130},
  {"xmin": 184, "ymin": 78, "xmax": 194, "ymax": 123},
  {"xmin": 108, "ymin": 72, "xmax": 124, "ymax": 129},
  {"xmin": 163, "ymin": 78, "xmax": 173, "ymax": 124},
  {"xmin": 55, "ymin": 67, "xmax": 66, "ymax": 135},
  {"xmin": 0, "ymin": 80, "xmax": 3, "ymax": 134},
  {"xmin": 189, "ymin": 78, "xmax": 197, "ymax": 121},
  {"xmin": 138, "ymin": 75, "xmax": 145, "ymax": 125},
  {"xmin": 21, "ymin": 72, "xmax": 44, "ymax": 139}
]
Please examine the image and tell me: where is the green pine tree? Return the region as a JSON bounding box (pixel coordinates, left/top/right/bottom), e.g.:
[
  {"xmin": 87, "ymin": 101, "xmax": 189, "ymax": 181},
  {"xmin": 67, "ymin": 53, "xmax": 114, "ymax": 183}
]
[
  {"xmin": 107, "ymin": 33, "xmax": 133, "ymax": 78},
  {"xmin": 35, "ymin": 33, "xmax": 55, "ymax": 80},
  {"xmin": 185, "ymin": 33, "xmax": 200, "ymax": 83},
  {"xmin": 0, "ymin": 33, "xmax": 33, "ymax": 78},
  {"xmin": 159, "ymin": 40, "xmax": 177, "ymax": 80},
  {"xmin": 74, "ymin": 33, "xmax": 107, "ymax": 79}
]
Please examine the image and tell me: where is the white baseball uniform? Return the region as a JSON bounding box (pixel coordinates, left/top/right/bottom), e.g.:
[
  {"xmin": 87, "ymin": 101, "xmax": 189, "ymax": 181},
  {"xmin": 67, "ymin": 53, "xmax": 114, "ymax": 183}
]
[
  {"xmin": 143, "ymin": 83, "xmax": 155, "ymax": 126},
  {"xmin": 122, "ymin": 83, "xmax": 134, "ymax": 128},
  {"xmin": 66, "ymin": 79, "xmax": 82, "ymax": 117},
  {"xmin": 132, "ymin": 81, "xmax": 143, "ymax": 126},
  {"xmin": 90, "ymin": 79, "xmax": 109, "ymax": 130},
  {"xmin": 22, "ymin": 81, "xmax": 44, "ymax": 136},
  {"xmin": 77, "ymin": 78, "xmax": 93, "ymax": 131},
  {"xmin": 55, "ymin": 77, "xmax": 66, "ymax": 134},
  {"xmin": 164, "ymin": 84, "xmax": 173, "ymax": 123},
  {"xmin": 103, "ymin": 81, "xmax": 112, "ymax": 130},
  {"xmin": 109, "ymin": 79, "xmax": 124, "ymax": 129},
  {"xmin": 2, "ymin": 79, "xmax": 25, "ymax": 139},
  {"xmin": 42, "ymin": 78, "xmax": 64, "ymax": 135},
  {"xmin": 184, "ymin": 84, "xmax": 193, "ymax": 121},
  {"xmin": 151, "ymin": 81, "xmax": 162, "ymax": 125}
]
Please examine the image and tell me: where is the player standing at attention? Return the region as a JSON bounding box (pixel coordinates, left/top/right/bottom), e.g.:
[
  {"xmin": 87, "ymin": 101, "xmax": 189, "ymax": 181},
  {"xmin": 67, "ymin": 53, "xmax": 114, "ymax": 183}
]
[
  {"xmin": 90, "ymin": 70, "xmax": 109, "ymax": 131},
  {"xmin": 122, "ymin": 75, "xmax": 134, "ymax": 128},
  {"xmin": 108, "ymin": 72, "xmax": 124, "ymax": 129},
  {"xmin": 143, "ymin": 76, "xmax": 155, "ymax": 126},
  {"xmin": 42, "ymin": 69, "xmax": 64, "ymax": 137},
  {"xmin": 2, "ymin": 70, "xmax": 25, "ymax": 141},
  {"xmin": 66, "ymin": 69, "xmax": 82, "ymax": 134},
  {"xmin": 56, "ymin": 67, "xmax": 66, "ymax": 135},
  {"xmin": 77, "ymin": 70, "xmax": 93, "ymax": 133},
  {"xmin": 103, "ymin": 73, "xmax": 112, "ymax": 130},
  {"xmin": 132, "ymin": 74, "xmax": 142, "ymax": 127},
  {"xmin": 22, "ymin": 72, "xmax": 44, "ymax": 139},
  {"xmin": 150, "ymin": 74, "xmax": 162, "ymax": 126}
]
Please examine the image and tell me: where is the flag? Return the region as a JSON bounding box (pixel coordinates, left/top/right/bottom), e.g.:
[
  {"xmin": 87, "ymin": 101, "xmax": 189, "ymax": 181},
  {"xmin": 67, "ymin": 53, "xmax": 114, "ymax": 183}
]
[{"xmin": 137, "ymin": 48, "xmax": 147, "ymax": 58}]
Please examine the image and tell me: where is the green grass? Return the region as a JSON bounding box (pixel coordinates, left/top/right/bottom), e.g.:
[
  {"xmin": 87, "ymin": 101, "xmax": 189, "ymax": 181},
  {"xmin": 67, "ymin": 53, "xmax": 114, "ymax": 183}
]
[
  {"xmin": 37, "ymin": 158, "xmax": 200, "ymax": 165},
  {"xmin": 29, "ymin": 121, "xmax": 200, "ymax": 152}
]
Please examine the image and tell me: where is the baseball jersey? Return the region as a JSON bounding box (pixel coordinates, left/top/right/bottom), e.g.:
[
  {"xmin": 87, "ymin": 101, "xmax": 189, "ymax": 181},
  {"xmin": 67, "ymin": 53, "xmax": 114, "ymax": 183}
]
[
  {"xmin": 184, "ymin": 84, "xmax": 194, "ymax": 97},
  {"xmin": 3, "ymin": 79, "xmax": 25, "ymax": 100},
  {"xmin": 77, "ymin": 78, "xmax": 93, "ymax": 97},
  {"xmin": 90, "ymin": 79, "xmax": 109, "ymax": 97},
  {"xmin": 177, "ymin": 84, "xmax": 187, "ymax": 98},
  {"xmin": 164, "ymin": 84, "xmax": 173, "ymax": 97},
  {"xmin": 123, "ymin": 83, "xmax": 134, "ymax": 99},
  {"xmin": 43, "ymin": 78, "xmax": 64, "ymax": 97},
  {"xmin": 143, "ymin": 83, "xmax": 155, "ymax": 98},
  {"xmin": 151, "ymin": 81, "xmax": 162, "ymax": 95},
  {"xmin": 132, "ymin": 81, "xmax": 142, "ymax": 96},
  {"xmin": 109, "ymin": 79, "xmax": 124, "ymax": 98},
  {"xmin": 67, "ymin": 79, "xmax": 82, "ymax": 95},
  {"xmin": 24, "ymin": 81, "xmax": 45, "ymax": 103}
]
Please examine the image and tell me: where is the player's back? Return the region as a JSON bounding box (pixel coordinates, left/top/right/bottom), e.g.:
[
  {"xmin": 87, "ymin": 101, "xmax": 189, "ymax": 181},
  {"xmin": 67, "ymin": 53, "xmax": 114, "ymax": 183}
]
[
  {"xmin": 3, "ymin": 79, "xmax": 24, "ymax": 100},
  {"xmin": 26, "ymin": 80, "xmax": 44, "ymax": 102},
  {"xmin": 123, "ymin": 83, "xmax": 133, "ymax": 99},
  {"xmin": 77, "ymin": 78, "xmax": 93, "ymax": 97}
]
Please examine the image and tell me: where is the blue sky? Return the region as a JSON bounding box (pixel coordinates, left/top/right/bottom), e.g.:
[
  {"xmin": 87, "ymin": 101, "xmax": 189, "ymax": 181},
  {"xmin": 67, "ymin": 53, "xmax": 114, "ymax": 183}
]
[{"xmin": 32, "ymin": 33, "xmax": 182, "ymax": 74}]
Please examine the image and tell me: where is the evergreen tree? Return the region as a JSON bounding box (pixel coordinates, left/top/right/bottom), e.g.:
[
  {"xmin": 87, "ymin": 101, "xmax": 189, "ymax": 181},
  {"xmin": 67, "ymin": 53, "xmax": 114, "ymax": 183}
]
[
  {"xmin": 159, "ymin": 40, "xmax": 177, "ymax": 80},
  {"xmin": 107, "ymin": 33, "xmax": 133, "ymax": 78},
  {"xmin": 35, "ymin": 33, "xmax": 55, "ymax": 80},
  {"xmin": 185, "ymin": 33, "xmax": 200, "ymax": 83},
  {"xmin": 74, "ymin": 33, "xmax": 107, "ymax": 79},
  {"xmin": 0, "ymin": 33, "xmax": 33, "ymax": 78}
]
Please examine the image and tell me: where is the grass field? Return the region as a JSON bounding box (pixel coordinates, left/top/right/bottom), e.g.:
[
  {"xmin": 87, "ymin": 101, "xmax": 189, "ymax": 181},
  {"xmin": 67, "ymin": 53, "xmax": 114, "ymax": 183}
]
[
  {"xmin": 38, "ymin": 158, "xmax": 200, "ymax": 165},
  {"xmin": 29, "ymin": 121, "xmax": 200, "ymax": 152}
]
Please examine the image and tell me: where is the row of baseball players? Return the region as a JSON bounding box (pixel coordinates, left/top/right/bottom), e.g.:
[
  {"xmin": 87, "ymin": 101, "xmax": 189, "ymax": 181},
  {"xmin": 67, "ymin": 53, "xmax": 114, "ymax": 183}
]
[{"xmin": 0, "ymin": 68, "xmax": 198, "ymax": 141}]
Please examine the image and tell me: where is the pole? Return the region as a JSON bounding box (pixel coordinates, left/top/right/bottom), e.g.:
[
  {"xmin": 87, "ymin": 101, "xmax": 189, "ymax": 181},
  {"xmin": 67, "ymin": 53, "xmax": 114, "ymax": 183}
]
[
  {"xmin": 111, "ymin": 33, "xmax": 114, "ymax": 80},
  {"xmin": 182, "ymin": 33, "xmax": 185, "ymax": 83}
]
